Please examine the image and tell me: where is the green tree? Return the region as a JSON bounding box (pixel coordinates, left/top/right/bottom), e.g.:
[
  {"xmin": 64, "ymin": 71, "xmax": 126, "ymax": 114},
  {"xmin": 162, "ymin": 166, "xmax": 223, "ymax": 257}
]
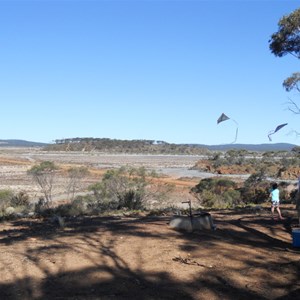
[
  {"xmin": 283, "ymin": 72, "xmax": 300, "ymax": 92},
  {"xmin": 27, "ymin": 161, "xmax": 58, "ymax": 206},
  {"xmin": 269, "ymin": 8, "xmax": 300, "ymax": 58},
  {"xmin": 269, "ymin": 8, "xmax": 300, "ymax": 117}
]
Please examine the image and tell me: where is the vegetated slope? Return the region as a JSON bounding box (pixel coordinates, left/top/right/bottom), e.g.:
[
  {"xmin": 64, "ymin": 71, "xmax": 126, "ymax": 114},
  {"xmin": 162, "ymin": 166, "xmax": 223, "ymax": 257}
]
[
  {"xmin": 43, "ymin": 137, "xmax": 298, "ymax": 153},
  {"xmin": 0, "ymin": 137, "xmax": 297, "ymax": 152}
]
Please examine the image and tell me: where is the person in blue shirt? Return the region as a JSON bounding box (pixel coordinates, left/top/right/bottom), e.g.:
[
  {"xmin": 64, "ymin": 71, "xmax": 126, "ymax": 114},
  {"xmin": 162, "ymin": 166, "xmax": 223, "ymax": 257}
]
[{"xmin": 270, "ymin": 183, "xmax": 283, "ymax": 220}]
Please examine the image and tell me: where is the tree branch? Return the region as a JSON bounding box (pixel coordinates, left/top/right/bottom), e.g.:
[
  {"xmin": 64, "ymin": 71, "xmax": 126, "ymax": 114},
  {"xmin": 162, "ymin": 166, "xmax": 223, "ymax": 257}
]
[{"xmin": 287, "ymin": 97, "xmax": 300, "ymax": 114}]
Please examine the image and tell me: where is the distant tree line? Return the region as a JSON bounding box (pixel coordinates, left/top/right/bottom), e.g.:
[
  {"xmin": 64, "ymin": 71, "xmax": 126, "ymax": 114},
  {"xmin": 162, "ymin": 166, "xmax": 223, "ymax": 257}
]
[{"xmin": 45, "ymin": 138, "xmax": 210, "ymax": 155}]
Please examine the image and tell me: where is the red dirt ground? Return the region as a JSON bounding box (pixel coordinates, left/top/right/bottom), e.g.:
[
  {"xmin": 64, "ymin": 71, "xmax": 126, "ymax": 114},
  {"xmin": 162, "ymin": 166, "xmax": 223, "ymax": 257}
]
[{"xmin": 1, "ymin": 206, "xmax": 300, "ymax": 300}]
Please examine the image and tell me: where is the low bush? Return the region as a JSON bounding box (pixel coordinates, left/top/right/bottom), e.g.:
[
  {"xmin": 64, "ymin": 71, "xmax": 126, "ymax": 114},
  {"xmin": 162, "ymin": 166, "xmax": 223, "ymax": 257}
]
[
  {"xmin": 88, "ymin": 166, "xmax": 172, "ymax": 210},
  {"xmin": 0, "ymin": 190, "xmax": 32, "ymax": 219},
  {"xmin": 191, "ymin": 178, "xmax": 242, "ymax": 209},
  {"xmin": 10, "ymin": 191, "xmax": 30, "ymax": 207},
  {"xmin": 240, "ymin": 171, "xmax": 269, "ymax": 204},
  {"xmin": 0, "ymin": 189, "xmax": 14, "ymax": 212}
]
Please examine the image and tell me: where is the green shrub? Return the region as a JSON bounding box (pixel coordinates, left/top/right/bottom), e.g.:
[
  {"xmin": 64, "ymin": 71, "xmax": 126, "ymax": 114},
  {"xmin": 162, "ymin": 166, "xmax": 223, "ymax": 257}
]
[
  {"xmin": 191, "ymin": 178, "xmax": 241, "ymax": 208},
  {"xmin": 278, "ymin": 182, "xmax": 294, "ymax": 203},
  {"xmin": 241, "ymin": 185, "xmax": 269, "ymax": 204},
  {"xmin": 88, "ymin": 166, "xmax": 172, "ymax": 210},
  {"xmin": 223, "ymin": 189, "xmax": 242, "ymax": 208},
  {"xmin": 118, "ymin": 189, "xmax": 143, "ymax": 210},
  {"xmin": 241, "ymin": 171, "xmax": 269, "ymax": 204},
  {"xmin": 0, "ymin": 189, "xmax": 14, "ymax": 211},
  {"xmin": 200, "ymin": 190, "xmax": 219, "ymax": 208},
  {"xmin": 10, "ymin": 191, "xmax": 30, "ymax": 207}
]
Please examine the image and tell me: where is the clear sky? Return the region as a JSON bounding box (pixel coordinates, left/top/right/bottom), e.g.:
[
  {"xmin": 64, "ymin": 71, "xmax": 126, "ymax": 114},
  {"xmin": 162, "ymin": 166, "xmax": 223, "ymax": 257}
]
[{"xmin": 0, "ymin": 0, "xmax": 299, "ymax": 145}]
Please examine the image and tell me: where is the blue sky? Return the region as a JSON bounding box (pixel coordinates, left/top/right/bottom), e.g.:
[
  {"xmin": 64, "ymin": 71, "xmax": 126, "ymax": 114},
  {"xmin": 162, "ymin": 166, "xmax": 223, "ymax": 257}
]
[{"xmin": 0, "ymin": 0, "xmax": 299, "ymax": 145}]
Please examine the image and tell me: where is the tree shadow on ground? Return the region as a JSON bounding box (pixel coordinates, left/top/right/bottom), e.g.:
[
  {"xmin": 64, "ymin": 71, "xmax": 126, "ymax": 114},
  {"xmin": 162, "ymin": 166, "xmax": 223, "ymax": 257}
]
[{"xmin": 0, "ymin": 213, "xmax": 300, "ymax": 299}]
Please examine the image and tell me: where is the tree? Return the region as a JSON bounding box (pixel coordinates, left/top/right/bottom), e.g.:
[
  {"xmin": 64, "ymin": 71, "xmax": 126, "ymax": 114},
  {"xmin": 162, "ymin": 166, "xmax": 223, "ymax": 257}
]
[
  {"xmin": 283, "ymin": 72, "xmax": 300, "ymax": 114},
  {"xmin": 27, "ymin": 161, "xmax": 58, "ymax": 206},
  {"xmin": 269, "ymin": 8, "xmax": 300, "ymax": 58},
  {"xmin": 66, "ymin": 166, "xmax": 89, "ymax": 201},
  {"xmin": 269, "ymin": 7, "xmax": 300, "ymax": 125},
  {"xmin": 283, "ymin": 72, "xmax": 300, "ymax": 92}
]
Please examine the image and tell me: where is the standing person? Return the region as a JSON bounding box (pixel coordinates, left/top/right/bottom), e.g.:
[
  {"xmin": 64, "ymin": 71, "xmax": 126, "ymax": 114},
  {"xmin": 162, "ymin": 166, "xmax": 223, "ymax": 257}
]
[{"xmin": 270, "ymin": 183, "xmax": 284, "ymax": 220}]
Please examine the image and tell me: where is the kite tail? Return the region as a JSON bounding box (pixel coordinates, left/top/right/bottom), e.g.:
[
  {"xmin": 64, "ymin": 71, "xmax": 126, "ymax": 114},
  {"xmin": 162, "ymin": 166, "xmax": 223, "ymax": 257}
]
[
  {"xmin": 268, "ymin": 131, "xmax": 274, "ymax": 141},
  {"xmin": 231, "ymin": 119, "xmax": 239, "ymax": 143},
  {"xmin": 231, "ymin": 127, "xmax": 238, "ymax": 144}
]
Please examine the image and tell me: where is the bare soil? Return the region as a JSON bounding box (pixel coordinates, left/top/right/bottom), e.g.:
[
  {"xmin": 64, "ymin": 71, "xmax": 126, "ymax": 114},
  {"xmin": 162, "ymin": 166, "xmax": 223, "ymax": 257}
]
[
  {"xmin": 0, "ymin": 148, "xmax": 202, "ymax": 204},
  {"xmin": 0, "ymin": 148, "xmax": 300, "ymax": 299},
  {"xmin": 1, "ymin": 208, "xmax": 300, "ymax": 300}
]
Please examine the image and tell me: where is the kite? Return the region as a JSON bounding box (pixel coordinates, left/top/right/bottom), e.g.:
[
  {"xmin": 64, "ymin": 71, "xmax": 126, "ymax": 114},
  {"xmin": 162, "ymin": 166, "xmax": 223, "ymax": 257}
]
[
  {"xmin": 268, "ymin": 123, "xmax": 288, "ymax": 141},
  {"xmin": 217, "ymin": 113, "xmax": 230, "ymax": 124},
  {"xmin": 217, "ymin": 113, "xmax": 239, "ymax": 143}
]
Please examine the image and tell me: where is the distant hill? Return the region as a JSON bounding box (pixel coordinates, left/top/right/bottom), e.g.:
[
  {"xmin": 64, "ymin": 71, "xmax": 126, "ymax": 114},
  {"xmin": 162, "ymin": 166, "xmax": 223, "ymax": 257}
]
[
  {"xmin": 46, "ymin": 137, "xmax": 298, "ymax": 153},
  {"xmin": 0, "ymin": 139, "xmax": 49, "ymax": 147},
  {"xmin": 0, "ymin": 138, "xmax": 297, "ymax": 152}
]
